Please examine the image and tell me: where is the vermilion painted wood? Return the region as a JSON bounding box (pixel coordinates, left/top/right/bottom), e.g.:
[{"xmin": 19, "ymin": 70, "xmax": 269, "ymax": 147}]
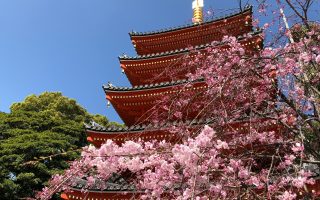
[
  {"xmin": 130, "ymin": 8, "xmax": 253, "ymax": 55},
  {"xmin": 121, "ymin": 34, "xmax": 263, "ymax": 86}
]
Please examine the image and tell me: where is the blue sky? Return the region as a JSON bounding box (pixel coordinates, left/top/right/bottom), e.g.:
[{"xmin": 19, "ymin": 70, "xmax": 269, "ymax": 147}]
[
  {"xmin": 0, "ymin": 1, "xmax": 317, "ymax": 123},
  {"xmin": 0, "ymin": 0, "xmax": 242, "ymax": 123}
]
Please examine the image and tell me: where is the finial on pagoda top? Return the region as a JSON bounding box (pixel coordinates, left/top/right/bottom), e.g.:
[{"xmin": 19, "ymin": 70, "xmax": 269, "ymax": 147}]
[{"xmin": 192, "ymin": 0, "xmax": 204, "ymax": 24}]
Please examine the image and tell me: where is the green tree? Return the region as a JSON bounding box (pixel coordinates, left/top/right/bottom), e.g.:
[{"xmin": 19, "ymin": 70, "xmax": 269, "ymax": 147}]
[{"xmin": 0, "ymin": 92, "xmax": 121, "ymax": 199}]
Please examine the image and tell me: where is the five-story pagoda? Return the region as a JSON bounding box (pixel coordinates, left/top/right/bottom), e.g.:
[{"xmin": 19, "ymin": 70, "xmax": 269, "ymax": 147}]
[
  {"xmin": 61, "ymin": 1, "xmax": 268, "ymax": 199},
  {"xmin": 87, "ymin": 2, "xmax": 263, "ymax": 147}
]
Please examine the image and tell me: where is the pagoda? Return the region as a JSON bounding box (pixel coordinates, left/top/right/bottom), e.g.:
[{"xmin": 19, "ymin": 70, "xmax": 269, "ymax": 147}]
[{"xmin": 60, "ymin": 1, "xmax": 277, "ymax": 199}]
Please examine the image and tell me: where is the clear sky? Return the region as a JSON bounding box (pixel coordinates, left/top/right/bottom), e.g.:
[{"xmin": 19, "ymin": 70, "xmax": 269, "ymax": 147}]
[{"xmin": 0, "ymin": 0, "xmax": 317, "ymax": 123}]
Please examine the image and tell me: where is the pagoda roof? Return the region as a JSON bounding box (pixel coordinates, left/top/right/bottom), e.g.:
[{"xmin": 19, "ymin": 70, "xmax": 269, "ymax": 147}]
[
  {"xmin": 85, "ymin": 122, "xmax": 146, "ymax": 133},
  {"xmin": 119, "ymin": 44, "xmax": 210, "ymax": 60},
  {"xmin": 61, "ymin": 175, "xmax": 141, "ymax": 200},
  {"xmin": 62, "ymin": 190, "xmax": 139, "ymax": 200},
  {"xmin": 86, "ymin": 117, "xmax": 281, "ymax": 135},
  {"xmin": 103, "ymin": 78, "xmax": 195, "ymax": 92},
  {"xmin": 103, "ymin": 80, "xmax": 208, "ymax": 126},
  {"xmin": 86, "ymin": 120, "xmax": 206, "ymax": 147},
  {"xmin": 86, "ymin": 117, "xmax": 283, "ymax": 147},
  {"xmin": 129, "ymin": 5, "xmax": 252, "ymax": 37},
  {"xmin": 120, "ymin": 31, "xmax": 263, "ymax": 86},
  {"xmin": 120, "ymin": 30, "xmax": 262, "ymax": 60},
  {"xmin": 129, "ymin": 6, "xmax": 254, "ymax": 55},
  {"xmin": 70, "ymin": 175, "xmax": 136, "ymax": 192},
  {"xmin": 85, "ymin": 118, "xmax": 213, "ymax": 134}
]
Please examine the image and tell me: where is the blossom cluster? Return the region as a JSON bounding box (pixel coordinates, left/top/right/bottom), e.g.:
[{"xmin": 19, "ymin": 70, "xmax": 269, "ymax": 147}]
[{"xmin": 38, "ymin": 7, "xmax": 320, "ymax": 199}]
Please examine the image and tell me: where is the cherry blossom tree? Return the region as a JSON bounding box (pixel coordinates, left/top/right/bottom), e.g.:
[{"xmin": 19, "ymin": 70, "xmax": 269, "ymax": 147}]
[{"xmin": 38, "ymin": 1, "xmax": 320, "ymax": 199}]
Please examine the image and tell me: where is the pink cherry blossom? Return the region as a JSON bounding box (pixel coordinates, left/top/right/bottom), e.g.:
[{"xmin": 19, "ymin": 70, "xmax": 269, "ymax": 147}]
[
  {"xmin": 38, "ymin": 3, "xmax": 320, "ymax": 199},
  {"xmin": 316, "ymin": 55, "xmax": 320, "ymax": 64}
]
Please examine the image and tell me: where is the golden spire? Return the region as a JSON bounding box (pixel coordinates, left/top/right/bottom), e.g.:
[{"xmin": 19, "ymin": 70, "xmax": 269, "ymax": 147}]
[{"xmin": 192, "ymin": 0, "xmax": 204, "ymax": 23}]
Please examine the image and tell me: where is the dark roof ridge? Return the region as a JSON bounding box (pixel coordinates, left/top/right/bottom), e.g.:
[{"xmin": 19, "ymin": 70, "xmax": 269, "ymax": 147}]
[
  {"xmin": 129, "ymin": 5, "xmax": 252, "ymax": 37},
  {"xmin": 120, "ymin": 29, "xmax": 262, "ymax": 60},
  {"xmin": 70, "ymin": 177, "xmax": 136, "ymax": 191},
  {"xmin": 85, "ymin": 117, "xmax": 271, "ymax": 135},
  {"xmin": 103, "ymin": 78, "xmax": 205, "ymax": 92},
  {"xmin": 85, "ymin": 117, "xmax": 215, "ymax": 134}
]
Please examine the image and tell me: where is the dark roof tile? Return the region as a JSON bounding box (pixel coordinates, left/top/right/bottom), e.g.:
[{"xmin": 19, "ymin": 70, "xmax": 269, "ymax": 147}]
[
  {"xmin": 71, "ymin": 175, "xmax": 136, "ymax": 192},
  {"xmin": 85, "ymin": 117, "xmax": 216, "ymax": 135},
  {"xmin": 120, "ymin": 30, "xmax": 261, "ymax": 60},
  {"xmin": 103, "ymin": 78, "xmax": 195, "ymax": 92}
]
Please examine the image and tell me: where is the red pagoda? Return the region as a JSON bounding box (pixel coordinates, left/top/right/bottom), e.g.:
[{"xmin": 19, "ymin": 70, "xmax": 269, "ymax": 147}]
[
  {"xmin": 60, "ymin": 1, "xmax": 280, "ymax": 199},
  {"xmin": 87, "ymin": 3, "xmax": 263, "ymax": 146}
]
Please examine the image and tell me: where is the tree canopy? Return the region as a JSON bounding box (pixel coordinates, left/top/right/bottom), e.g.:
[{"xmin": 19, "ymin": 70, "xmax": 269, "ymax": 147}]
[{"xmin": 0, "ymin": 92, "xmax": 120, "ymax": 199}]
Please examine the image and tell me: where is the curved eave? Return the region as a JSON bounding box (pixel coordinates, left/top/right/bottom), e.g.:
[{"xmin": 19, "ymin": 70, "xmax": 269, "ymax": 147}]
[
  {"xmin": 129, "ymin": 6, "xmax": 252, "ymax": 37},
  {"xmin": 85, "ymin": 119, "xmax": 212, "ymax": 147},
  {"xmin": 86, "ymin": 118, "xmax": 279, "ymax": 134},
  {"xmin": 85, "ymin": 118, "xmax": 213, "ymax": 134},
  {"xmin": 86, "ymin": 118, "xmax": 283, "ymax": 147},
  {"xmin": 120, "ymin": 30, "xmax": 262, "ymax": 60},
  {"xmin": 85, "ymin": 120, "xmax": 211, "ymax": 147},
  {"xmin": 119, "ymin": 44, "xmax": 206, "ymax": 60},
  {"xmin": 103, "ymin": 78, "xmax": 199, "ymax": 92},
  {"xmin": 62, "ymin": 189, "xmax": 142, "ymax": 200},
  {"xmin": 64, "ymin": 187, "xmax": 138, "ymax": 193},
  {"xmin": 86, "ymin": 128, "xmax": 174, "ymax": 147},
  {"xmin": 86, "ymin": 125, "xmax": 145, "ymax": 133},
  {"xmin": 103, "ymin": 80, "xmax": 206, "ymax": 126},
  {"xmin": 62, "ymin": 176, "xmax": 139, "ymax": 195},
  {"xmin": 63, "ymin": 179, "xmax": 320, "ymax": 200}
]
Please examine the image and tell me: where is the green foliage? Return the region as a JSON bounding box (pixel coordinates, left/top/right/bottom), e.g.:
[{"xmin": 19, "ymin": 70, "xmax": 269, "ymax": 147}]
[
  {"xmin": 91, "ymin": 114, "xmax": 110, "ymax": 127},
  {"xmin": 0, "ymin": 92, "xmax": 122, "ymax": 199},
  {"xmin": 0, "ymin": 179, "xmax": 20, "ymax": 200}
]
